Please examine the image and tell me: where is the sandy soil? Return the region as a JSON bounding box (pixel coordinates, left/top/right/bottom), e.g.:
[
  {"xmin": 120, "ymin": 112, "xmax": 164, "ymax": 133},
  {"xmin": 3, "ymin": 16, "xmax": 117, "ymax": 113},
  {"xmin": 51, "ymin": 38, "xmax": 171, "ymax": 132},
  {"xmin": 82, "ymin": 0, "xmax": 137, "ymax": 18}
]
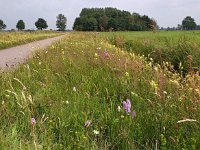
[{"xmin": 0, "ymin": 35, "xmax": 65, "ymax": 70}]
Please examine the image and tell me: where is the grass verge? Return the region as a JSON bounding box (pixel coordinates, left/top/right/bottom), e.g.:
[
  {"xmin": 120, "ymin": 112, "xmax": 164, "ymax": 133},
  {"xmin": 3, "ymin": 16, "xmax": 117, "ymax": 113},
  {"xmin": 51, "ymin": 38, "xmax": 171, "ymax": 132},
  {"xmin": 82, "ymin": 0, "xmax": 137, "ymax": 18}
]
[{"xmin": 0, "ymin": 31, "xmax": 64, "ymax": 50}]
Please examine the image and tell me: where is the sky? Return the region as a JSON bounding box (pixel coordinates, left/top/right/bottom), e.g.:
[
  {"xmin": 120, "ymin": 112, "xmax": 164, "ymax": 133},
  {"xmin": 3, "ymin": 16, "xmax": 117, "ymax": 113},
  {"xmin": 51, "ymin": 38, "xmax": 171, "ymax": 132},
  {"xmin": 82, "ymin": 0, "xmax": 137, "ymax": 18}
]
[{"xmin": 0, "ymin": 0, "xmax": 200, "ymax": 30}]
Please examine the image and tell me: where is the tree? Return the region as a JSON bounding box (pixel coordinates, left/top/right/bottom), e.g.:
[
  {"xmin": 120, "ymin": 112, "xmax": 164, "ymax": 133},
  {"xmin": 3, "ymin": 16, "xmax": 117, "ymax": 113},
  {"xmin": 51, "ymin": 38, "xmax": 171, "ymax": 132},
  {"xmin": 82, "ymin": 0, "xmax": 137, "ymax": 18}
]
[
  {"xmin": 149, "ymin": 18, "xmax": 158, "ymax": 32},
  {"xmin": 98, "ymin": 15, "xmax": 108, "ymax": 31},
  {"xmin": 83, "ymin": 17, "xmax": 97, "ymax": 31},
  {"xmin": 56, "ymin": 14, "xmax": 67, "ymax": 31},
  {"xmin": 35, "ymin": 18, "xmax": 48, "ymax": 30},
  {"xmin": 177, "ymin": 24, "xmax": 182, "ymax": 30},
  {"xmin": 73, "ymin": 17, "xmax": 83, "ymax": 31},
  {"xmin": 0, "ymin": 19, "xmax": 6, "ymax": 30},
  {"xmin": 141, "ymin": 15, "xmax": 152, "ymax": 30},
  {"xmin": 107, "ymin": 18, "xmax": 118, "ymax": 31},
  {"xmin": 16, "ymin": 20, "xmax": 25, "ymax": 30},
  {"xmin": 73, "ymin": 7, "xmax": 154, "ymax": 31},
  {"xmin": 182, "ymin": 16, "xmax": 197, "ymax": 30}
]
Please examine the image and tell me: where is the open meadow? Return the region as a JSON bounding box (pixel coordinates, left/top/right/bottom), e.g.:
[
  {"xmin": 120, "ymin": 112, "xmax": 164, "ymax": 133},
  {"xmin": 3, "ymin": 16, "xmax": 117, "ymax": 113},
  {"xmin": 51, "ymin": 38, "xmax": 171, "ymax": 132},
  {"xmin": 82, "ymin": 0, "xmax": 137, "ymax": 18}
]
[
  {"xmin": 102, "ymin": 31, "xmax": 200, "ymax": 75},
  {"xmin": 0, "ymin": 31, "xmax": 63, "ymax": 50},
  {"xmin": 0, "ymin": 31, "xmax": 199, "ymax": 149}
]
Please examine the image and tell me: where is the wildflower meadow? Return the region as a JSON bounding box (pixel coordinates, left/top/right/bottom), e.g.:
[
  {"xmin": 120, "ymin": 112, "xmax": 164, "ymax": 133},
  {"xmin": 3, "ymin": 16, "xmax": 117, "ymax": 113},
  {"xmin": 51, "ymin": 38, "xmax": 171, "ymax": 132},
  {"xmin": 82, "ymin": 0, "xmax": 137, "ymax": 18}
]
[{"xmin": 0, "ymin": 32, "xmax": 199, "ymax": 149}]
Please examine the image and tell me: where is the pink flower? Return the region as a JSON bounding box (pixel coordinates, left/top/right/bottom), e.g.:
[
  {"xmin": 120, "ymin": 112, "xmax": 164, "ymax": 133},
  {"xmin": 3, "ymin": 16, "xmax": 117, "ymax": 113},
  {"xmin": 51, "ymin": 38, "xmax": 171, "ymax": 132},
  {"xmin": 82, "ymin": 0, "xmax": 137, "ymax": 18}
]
[
  {"xmin": 31, "ymin": 118, "xmax": 36, "ymax": 125},
  {"xmin": 132, "ymin": 111, "xmax": 136, "ymax": 119},
  {"xmin": 123, "ymin": 99, "xmax": 131, "ymax": 113},
  {"xmin": 85, "ymin": 120, "xmax": 91, "ymax": 128},
  {"xmin": 104, "ymin": 50, "xmax": 109, "ymax": 58}
]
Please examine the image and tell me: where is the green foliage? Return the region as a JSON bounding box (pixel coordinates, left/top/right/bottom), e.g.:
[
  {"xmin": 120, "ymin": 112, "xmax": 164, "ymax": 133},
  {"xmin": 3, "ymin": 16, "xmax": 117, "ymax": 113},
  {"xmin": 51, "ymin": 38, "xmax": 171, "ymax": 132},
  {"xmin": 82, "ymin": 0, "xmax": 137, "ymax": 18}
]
[
  {"xmin": 73, "ymin": 17, "xmax": 97, "ymax": 31},
  {"xmin": 16, "ymin": 20, "xmax": 25, "ymax": 30},
  {"xmin": 0, "ymin": 19, "xmax": 6, "ymax": 30},
  {"xmin": 73, "ymin": 7, "xmax": 156, "ymax": 31},
  {"xmin": 0, "ymin": 32, "xmax": 199, "ymax": 149},
  {"xmin": 35, "ymin": 18, "xmax": 48, "ymax": 30},
  {"xmin": 56, "ymin": 14, "xmax": 67, "ymax": 31},
  {"xmin": 182, "ymin": 16, "xmax": 197, "ymax": 30}
]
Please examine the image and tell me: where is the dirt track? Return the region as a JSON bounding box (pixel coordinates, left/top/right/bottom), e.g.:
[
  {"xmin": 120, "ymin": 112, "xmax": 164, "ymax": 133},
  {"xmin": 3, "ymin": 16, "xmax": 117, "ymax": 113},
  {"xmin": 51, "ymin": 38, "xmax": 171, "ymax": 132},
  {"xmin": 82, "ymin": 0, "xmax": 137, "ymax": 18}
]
[{"xmin": 0, "ymin": 35, "xmax": 65, "ymax": 70}]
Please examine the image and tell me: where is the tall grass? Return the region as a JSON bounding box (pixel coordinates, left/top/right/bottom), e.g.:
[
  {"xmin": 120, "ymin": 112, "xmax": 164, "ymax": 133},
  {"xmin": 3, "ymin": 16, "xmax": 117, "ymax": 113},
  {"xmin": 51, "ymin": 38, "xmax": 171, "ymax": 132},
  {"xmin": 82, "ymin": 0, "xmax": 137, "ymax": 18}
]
[
  {"xmin": 0, "ymin": 32, "xmax": 199, "ymax": 149},
  {"xmin": 103, "ymin": 31, "xmax": 200, "ymax": 74},
  {"xmin": 0, "ymin": 31, "xmax": 63, "ymax": 50}
]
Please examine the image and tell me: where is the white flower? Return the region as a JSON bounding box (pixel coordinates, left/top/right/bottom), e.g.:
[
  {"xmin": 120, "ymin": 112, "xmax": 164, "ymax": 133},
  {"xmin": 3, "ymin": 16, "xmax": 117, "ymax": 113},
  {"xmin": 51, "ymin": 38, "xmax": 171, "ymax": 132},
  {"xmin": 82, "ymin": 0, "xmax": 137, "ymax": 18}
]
[
  {"xmin": 66, "ymin": 101, "xmax": 69, "ymax": 104},
  {"xmin": 73, "ymin": 87, "xmax": 76, "ymax": 92},
  {"xmin": 93, "ymin": 130, "xmax": 99, "ymax": 135},
  {"xmin": 163, "ymin": 91, "xmax": 167, "ymax": 95},
  {"xmin": 26, "ymin": 64, "xmax": 30, "ymax": 70},
  {"xmin": 117, "ymin": 106, "xmax": 121, "ymax": 112},
  {"xmin": 154, "ymin": 66, "xmax": 158, "ymax": 72}
]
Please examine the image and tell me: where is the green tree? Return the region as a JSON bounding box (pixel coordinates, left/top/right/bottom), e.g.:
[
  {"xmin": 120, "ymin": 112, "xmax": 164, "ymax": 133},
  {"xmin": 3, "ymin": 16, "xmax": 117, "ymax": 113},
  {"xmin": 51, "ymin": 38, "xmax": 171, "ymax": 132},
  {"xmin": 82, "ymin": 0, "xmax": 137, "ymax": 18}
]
[
  {"xmin": 107, "ymin": 18, "xmax": 118, "ymax": 31},
  {"xmin": 177, "ymin": 24, "xmax": 182, "ymax": 30},
  {"xmin": 56, "ymin": 14, "xmax": 67, "ymax": 31},
  {"xmin": 73, "ymin": 17, "xmax": 83, "ymax": 31},
  {"xmin": 35, "ymin": 18, "xmax": 48, "ymax": 30},
  {"xmin": 149, "ymin": 18, "xmax": 158, "ymax": 31},
  {"xmin": 83, "ymin": 17, "xmax": 97, "ymax": 31},
  {"xmin": 98, "ymin": 15, "xmax": 108, "ymax": 31},
  {"xmin": 16, "ymin": 20, "xmax": 25, "ymax": 30},
  {"xmin": 73, "ymin": 17, "xmax": 97, "ymax": 31},
  {"xmin": 0, "ymin": 19, "xmax": 6, "ymax": 30},
  {"xmin": 141, "ymin": 15, "xmax": 152, "ymax": 30},
  {"xmin": 73, "ymin": 7, "xmax": 154, "ymax": 31},
  {"xmin": 182, "ymin": 16, "xmax": 197, "ymax": 30}
]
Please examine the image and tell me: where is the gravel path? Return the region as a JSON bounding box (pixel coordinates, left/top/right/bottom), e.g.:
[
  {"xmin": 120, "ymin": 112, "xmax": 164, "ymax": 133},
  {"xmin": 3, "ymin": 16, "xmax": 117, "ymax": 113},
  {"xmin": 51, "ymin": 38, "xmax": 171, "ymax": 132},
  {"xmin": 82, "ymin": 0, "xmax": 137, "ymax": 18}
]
[{"xmin": 0, "ymin": 35, "xmax": 65, "ymax": 70}]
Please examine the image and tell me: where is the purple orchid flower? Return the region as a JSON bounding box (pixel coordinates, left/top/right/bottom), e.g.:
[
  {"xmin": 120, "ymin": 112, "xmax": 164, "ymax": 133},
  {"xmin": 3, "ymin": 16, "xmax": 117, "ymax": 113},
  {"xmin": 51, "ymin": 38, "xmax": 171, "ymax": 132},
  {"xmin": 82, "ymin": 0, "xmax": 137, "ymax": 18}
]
[
  {"xmin": 31, "ymin": 118, "xmax": 36, "ymax": 125},
  {"xmin": 123, "ymin": 99, "xmax": 131, "ymax": 113},
  {"xmin": 132, "ymin": 111, "xmax": 136, "ymax": 119},
  {"xmin": 104, "ymin": 49, "xmax": 109, "ymax": 58}
]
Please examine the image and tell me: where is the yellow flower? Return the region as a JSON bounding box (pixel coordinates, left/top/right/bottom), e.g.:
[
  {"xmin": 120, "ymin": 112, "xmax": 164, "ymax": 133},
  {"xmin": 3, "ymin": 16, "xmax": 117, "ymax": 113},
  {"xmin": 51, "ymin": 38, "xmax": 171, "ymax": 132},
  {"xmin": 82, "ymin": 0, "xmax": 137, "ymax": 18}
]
[
  {"xmin": 125, "ymin": 72, "xmax": 129, "ymax": 77},
  {"xmin": 94, "ymin": 53, "xmax": 98, "ymax": 57}
]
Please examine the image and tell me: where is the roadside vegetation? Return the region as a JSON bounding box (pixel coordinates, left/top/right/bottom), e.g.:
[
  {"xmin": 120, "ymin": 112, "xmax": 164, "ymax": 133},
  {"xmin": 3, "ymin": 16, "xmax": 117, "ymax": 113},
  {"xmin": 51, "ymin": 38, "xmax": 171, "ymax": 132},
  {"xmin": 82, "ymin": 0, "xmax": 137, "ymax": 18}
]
[
  {"xmin": 0, "ymin": 31, "xmax": 63, "ymax": 50},
  {"xmin": 103, "ymin": 31, "xmax": 200, "ymax": 74},
  {"xmin": 0, "ymin": 32, "xmax": 199, "ymax": 149}
]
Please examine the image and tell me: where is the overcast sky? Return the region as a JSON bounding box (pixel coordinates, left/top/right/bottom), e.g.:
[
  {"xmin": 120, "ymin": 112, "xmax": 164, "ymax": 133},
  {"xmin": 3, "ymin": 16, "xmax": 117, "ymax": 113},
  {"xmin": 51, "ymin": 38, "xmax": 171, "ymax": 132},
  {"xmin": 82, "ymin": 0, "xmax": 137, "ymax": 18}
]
[{"xmin": 0, "ymin": 0, "xmax": 200, "ymax": 30}]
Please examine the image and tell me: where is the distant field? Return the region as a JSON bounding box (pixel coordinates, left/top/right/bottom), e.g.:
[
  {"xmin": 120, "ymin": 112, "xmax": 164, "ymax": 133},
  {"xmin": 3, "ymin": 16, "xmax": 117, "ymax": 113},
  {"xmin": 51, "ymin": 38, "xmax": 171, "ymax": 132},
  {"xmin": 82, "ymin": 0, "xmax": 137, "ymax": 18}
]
[
  {"xmin": 0, "ymin": 31, "xmax": 63, "ymax": 50},
  {"xmin": 102, "ymin": 31, "xmax": 200, "ymax": 74},
  {"xmin": 0, "ymin": 32, "xmax": 199, "ymax": 149},
  {"xmin": 101, "ymin": 30, "xmax": 200, "ymax": 40}
]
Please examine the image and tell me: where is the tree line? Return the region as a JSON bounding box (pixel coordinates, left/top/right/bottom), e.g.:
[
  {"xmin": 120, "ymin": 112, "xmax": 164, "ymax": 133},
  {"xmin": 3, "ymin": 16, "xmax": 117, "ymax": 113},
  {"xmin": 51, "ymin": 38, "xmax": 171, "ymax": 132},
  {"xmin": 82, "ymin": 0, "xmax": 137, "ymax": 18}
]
[
  {"xmin": 160, "ymin": 16, "xmax": 198, "ymax": 31},
  {"xmin": 0, "ymin": 14, "xmax": 67, "ymax": 31},
  {"xmin": 0, "ymin": 8, "xmax": 199, "ymax": 31},
  {"xmin": 73, "ymin": 7, "xmax": 157, "ymax": 31}
]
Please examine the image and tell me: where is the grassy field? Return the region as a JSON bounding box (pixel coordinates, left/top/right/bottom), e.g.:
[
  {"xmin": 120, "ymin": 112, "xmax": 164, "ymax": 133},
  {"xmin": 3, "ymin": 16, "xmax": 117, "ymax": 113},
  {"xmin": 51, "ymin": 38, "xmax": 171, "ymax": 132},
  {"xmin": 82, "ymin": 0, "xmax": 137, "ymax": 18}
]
[
  {"xmin": 0, "ymin": 31, "xmax": 63, "ymax": 50},
  {"xmin": 0, "ymin": 32, "xmax": 199, "ymax": 149},
  {"xmin": 102, "ymin": 31, "xmax": 200, "ymax": 74}
]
